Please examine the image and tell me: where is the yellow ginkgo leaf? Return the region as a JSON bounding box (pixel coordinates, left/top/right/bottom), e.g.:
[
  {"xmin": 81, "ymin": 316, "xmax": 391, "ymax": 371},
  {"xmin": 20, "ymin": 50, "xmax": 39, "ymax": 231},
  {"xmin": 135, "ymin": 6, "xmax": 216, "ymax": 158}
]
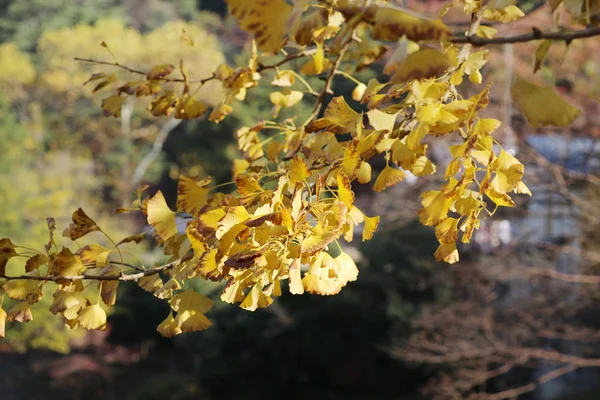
[
  {"xmin": 0, "ymin": 308, "xmax": 6, "ymax": 338},
  {"xmin": 101, "ymin": 95, "xmax": 125, "ymax": 117},
  {"xmin": 138, "ymin": 274, "xmax": 163, "ymax": 293},
  {"xmin": 270, "ymin": 89, "xmax": 304, "ymax": 108},
  {"xmin": 175, "ymin": 94, "xmax": 207, "ymax": 120},
  {"xmin": 476, "ymin": 25, "xmax": 498, "ymax": 39},
  {"xmin": 62, "ymin": 208, "xmax": 100, "ymax": 240},
  {"xmin": 483, "ymin": 5, "xmax": 524, "ymax": 22},
  {"xmin": 472, "ymin": 118, "xmax": 502, "ymax": 136},
  {"xmin": 240, "ymin": 285, "xmax": 273, "ymax": 311},
  {"xmin": 288, "ymin": 259, "xmax": 304, "ymax": 295},
  {"xmin": 371, "ymin": 7, "xmax": 450, "ymax": 42},
  {"xmin": 491, "ymin": 149, "xmax": 525, "ymax": 193},
  {"xmin": 147, "ymin": 191, "xmax": 178, "ymax": 241},
  {"xmin": 170, "ymin": 290, "xmax": 214, "ymax": 314},
  {"xmin": 2, "ymin": 279, "xmax": 42, "ymax": 304},
  {"xmin": 177, "ymin": 175, "xmax": 210, "ymax": 217},
  {"xmin": 362, "ymin": 215, "xmax": 380, "ymax": 241},
  {"xmin": 177, "ymin": 309, "xmax": 212, "ymax": 332},
  {"xmin": 373, "ymin": 165, "xmax": 406, "ymax": 192},
  {"xmin": 334, "ymin": 251, "xmax": 359, "ymax": 283},
  {"xmin": 435, "ymin": 218, "xmax": 460, "ymax": 244},
  {"xmin": 511, "ymin": 75, "xmax": 581, "ymax": 127},
  {"xmin": 367, "ymin": 109, "xmax": 397, "ymax": 132},
  {"xmin": 306, "ymin": 96, "xmax": 362, "ymax": 134},
  {"xmin": 352, "ymin": 83, "xmax": 367, "ymax": 101},
  {"xmin": 0, "ymin": 238, "xmax": 17, "ymax": 275},
  {"xmin": 418, "ymin": 191, "xmax": 453, "ymax": 226},
  {"xmin": 77, "ymin": 244, "xmax": 111, "ymax": 267},
  {"xmin": 485, "ymin": 187, "xmax": 516, "ymax": 207},
  {"xmin": 434, "ymin": 243, "xmax": 459, "ymax": 264},
  {"xmin": 289, "ymin": 156, "xmax": 311, "ymax": 185},
  {"xmin": 534, "ymin": 40, "xmax": 552, "ymax": 73},
  {"xmin": 77, "ymin": 304, "xmax": 107, "ymax": 330},
  {"xmin": 208, "ymin": 102, "xmax": 233, "ymax": 123},
  {"xmin": 225, "ymin": 0, "xmax": 292, "ymax": 54},
  {"xmin": 356, "ymin": 161, "xmax": 372, "ymax": 184},
  {"xmin": 337, "ymin": 171, "xmax": 355, "ymax": 209},
  {"xmin": 157, "ymin": 312, "xmax": 182, "ymax": 338},
  {"xmin": 50, "ymin": 248, "xmax": 85, "ymax": 277},
  {"xmin": 390, "ymin": 48, "xmax": 450, "ymax": 84},
  {"xmin": 146, "ymin": 64, "xmax": 175, "ymax": 80},
  {"xmin": 25, "ymin": 254, "xmax": 48, "ymax": 272},
  {"xmin": 7, "ymin": 302, "xmax": 32, "ymax": 323}
]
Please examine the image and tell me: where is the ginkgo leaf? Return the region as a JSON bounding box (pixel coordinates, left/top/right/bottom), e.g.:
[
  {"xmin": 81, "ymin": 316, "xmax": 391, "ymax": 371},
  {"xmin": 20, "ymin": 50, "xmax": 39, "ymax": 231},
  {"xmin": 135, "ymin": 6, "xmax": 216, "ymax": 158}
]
[
  {"xmin": 147, "ymin": 64, "xmax": 175, "ymax": 80},
  {"xmin": 25, "ymin": 254, "xmax": 48, "ymax": 272},
  {"xmin": 337, "ymin": 171, "xmax": 355, "ymax": 209},
  {"xmin": 77, "ymin": 304, "xmax": 107, "ymax": 330},
  {"xmin": 289, "ymin": 156, "xmax": 312, "ymax": 185},
  {"xmin": 334, "ymin": 251, "xmax": 359, "ymax": 283},
  {"xmin": 138, "ymin": 274, "xmax": 163, "ymax": 293},
  {"xmin": 79, "ymin": 245, "xmax": 110, "ymax": 267},
  {"xmin": 483, "ymin": 5, "xmax": 524, "ymax": 22},
  {"xmin": 288, "ymin": 260, "xmax": 304, "ymax": 295},
  {"xmin": 341, "ymin": 141, "xmax": 361, "ymax": 178},
  {"xmin": 177, "ymin": 309, "xmax": 212, "ymax": 332},
  {"xmin": 240, "ymin": 285, "xmax": 273, "ymax": 311},
  {"xmin": 272, "ymin": 70, "xmax": 295, "ymax": 87},
  {"xmin": 373, "ymin": 165, "xmax": 406, "ymax": 192},
  {"xmin": 170, "ymin": 290, "xmax": 214, "ymax": 313},
  {"xmin": 357, "ymin": 161, "xmax": 372, "ymax": 184},
  {"xmin": 7, "ymin": 302, "xmax": 33, "ymax": 323},
  {"xmin": 485, "ymin": 187, "xmax": 516, "ymax": 207},
  {"xmin": 270, "ymin": 89, "xmax": 304, "ymax": 108},
  {"xmin": 177, "ymin": 176, "xmax": 210, "ymax": 218},
  {"xmin": 101, "ymin": 95, "xmax": 125, "ymax": 117},
  {"xmin": 511, "ymin": 75, "xmax": 581, "ymax": 127},
  {"xmin": 0, "ymin": 238, "xmax": 17, "ymax": 276},
  {"xmin": 534, "ymin": 40, "xmax": 552, "ymax": 73},
  {"xmin": 390, "ymin": 48, "xmax": 450, "ymax": 83},
  {"xmin": 371, "ymin": 7, "xmax": 450, "ymax": 42},
  {"xmin": 418, "ymin": 191, "xmax": 453, "ymax": 226},
  {"xmin": 434, "ymin": 243, "xmax": 459, "ymax": 264},
  {"xmin": 2, "ymin": 279, "xmax": 42, "ymax": 304},
  {"xmin": 363, "ymin": 215, "xmax": 380, "ymax": 241},
  {"xmin": 62, "ymin": 208, "xmax": 100, "ymax": 240},
  {"xmin": 147, "ymin": 191, "xmax": 178, "ymax": 241},
  {"xmin": 491, "ymin": 149, "xmax": 525, "ymax": 193},
  {"xmin": 175, "ymin": 94, "xmax": 207, "ymax": 120},
  {"xmin": 306, "ymin": 96, "xmax": 362, "ymax": 134},
  {"xmin": 352, "ymin": 83, "xmax": 367, "ymax": 101},
  {"xmin": 0, "ymin": 308, "xmax": 6, "ymax": 338},
  {"xmin": 157, "ymin": 312, "xmax": 182, "ymax": 338},
  {"xmin": 476, "ymin": 25, "xmax": 498, "ymax": 39},
  {"xmin": 50, "ymin": 248, "xmax": 85, "ymax": 277},
  {"xmin": 209, "ymin": 102, "xmax": 233, "ymax": 123},
  {"xmin": 226, "ymin": 0, "xmax": 292, "ymax": 54},
  {"xmin": 367, "ymin": 109, "xmax": 397, "ymax": 132}
]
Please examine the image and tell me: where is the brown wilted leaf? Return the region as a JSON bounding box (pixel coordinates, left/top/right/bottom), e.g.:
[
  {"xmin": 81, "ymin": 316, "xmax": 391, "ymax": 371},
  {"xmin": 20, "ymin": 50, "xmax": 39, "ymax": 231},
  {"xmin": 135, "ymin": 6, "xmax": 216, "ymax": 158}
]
[{"xmin": 63, "ymin": 208, "xmax": 101, "ymax": 240}]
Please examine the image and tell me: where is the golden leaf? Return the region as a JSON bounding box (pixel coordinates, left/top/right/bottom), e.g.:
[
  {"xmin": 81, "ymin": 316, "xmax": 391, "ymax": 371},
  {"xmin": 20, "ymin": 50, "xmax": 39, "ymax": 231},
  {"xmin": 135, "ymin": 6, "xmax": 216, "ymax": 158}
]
[
  {"xmin": 175, "ymin": 94, "xmax": 207, "ymax": 119},
  {"xmin": 0, "ymin": 238, "xmax": 17, "ymax": 276},
  {"xmin": 7, "ymin": 302, "xmax": 32, "ymax": 323},
  {"xmin": 337, "ymin": 171, "xmax": 355, "ymax": 209},
  {"xmin": 534, "ymin": 40, "xmax": 552, "ymax": 73},
  {"xmin": 373, "ymin": 165, "xmax": 406, "ymax": 192},
  {"xmin": 177, "ymin": 176, "xmax": 210, "ymax": 218},
  {"xmin": 150, "ymin": 90, "xmax": 178, "ymax": 117},
  {"xmin": 101, "ymin": 95, "xmax": 125, "ymax": 117},
  {"xmin": 209, "ymin": 102, "xmax": 233, "ymax": 123},
  {"xmin": 511, "ymin": 75, "xmax": 581, "ymax": 127},
  {"xmin": 240, "ymin": 285, "xmax": 273, "ymax": 311},
  {"xmin": 226, "ymin": 0, "xmax": 293, "ymax": 54},
  {"xmin": 77, "ymin": 244, "xmax": 111, "ymax": 267},
  {"xmin": 177, "ymin": 309, "xmax": 212, "ymax": 332},
  {"xmin": 363, "ymin": 215, "xmax": 380, "ymax": 241},
  {"xmin": 24, "ymin": 254, "xmax": 48, "ymax": 273},
  {"xmin": 138, "ymin": 274, "xmax": 163, "ymax": 293},
  {"xmin": 352, "ymin": 83, "xmax": 367, "ymax": 101},
  {"xmin": 306, "ymin": 96, "xmax": 362, "ymax": 134},
  {"xmin": 483, "ymin": 5, "xmax": 524, "ymax": 22},
  {"xmin": 157, "ymin": 312, "xmax": 182, "ymax": 338},
  {"xmin": 62, "ymin": 208, "xmax": 100, "ymax": 240},
  {"xmin": 356, "ymin": 161, "xmax": 372, "ymax": 184},
  {"xmin": 289, "ymin": 156, "xmax": 312, "ymax": 185},
  {"xmin": 434, "ymin": 243, "xmax": 459, "ymax": 264},
  {"xmin": 288, "ymin": 259, "xmax": 304, "ymax": 295},
  {"xmin": 390, "ymin": 48, "xmax": 450, "ymax": 83},
  {"xmin": 147, "ymin": 64, "xmax": 175, "ymax": 80},
  {"xmin": 77, "ymin": 304, "xmax": 107, "ymax": 330},
  {"xmin": 0, "ymin": 308, "xmax": 6, "ymax": 338},
  {"xmin": 371, "ymin": 7, "xmax": 450, "ymax": 42},
  {"xmin": 170, "ymin": 290, "xmax": 214, "ymax": 313},
  {"xmin": 50, "ymin": 248, "xmax": 85, "ymax": 277},
  {"xmin": 341, "ymin": 141, "xmax": 361, "ymax": 178},
  {"xmin": 147, "ymin": 191, "xmax": 178, "ymax": 241},
  {"xmin": 2, "ymin": 279, "xmax": 42, "ymax": 304}
]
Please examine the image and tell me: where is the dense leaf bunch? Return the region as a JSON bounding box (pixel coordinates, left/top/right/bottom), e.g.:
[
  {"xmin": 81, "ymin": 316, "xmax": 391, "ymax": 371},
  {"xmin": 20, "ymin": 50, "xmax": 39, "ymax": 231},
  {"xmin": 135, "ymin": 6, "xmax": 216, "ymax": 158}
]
[{"xmin": 1, "ymin": 0, "xmax": 596, "ymax": 338}]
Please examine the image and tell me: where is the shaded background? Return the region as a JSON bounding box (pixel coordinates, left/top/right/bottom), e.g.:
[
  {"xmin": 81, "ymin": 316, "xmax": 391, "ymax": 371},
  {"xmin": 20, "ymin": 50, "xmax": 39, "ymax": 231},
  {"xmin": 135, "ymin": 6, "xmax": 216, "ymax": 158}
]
[{"xmin": 0, "ymin": 1, "xmax": 599, "ymax": 399}]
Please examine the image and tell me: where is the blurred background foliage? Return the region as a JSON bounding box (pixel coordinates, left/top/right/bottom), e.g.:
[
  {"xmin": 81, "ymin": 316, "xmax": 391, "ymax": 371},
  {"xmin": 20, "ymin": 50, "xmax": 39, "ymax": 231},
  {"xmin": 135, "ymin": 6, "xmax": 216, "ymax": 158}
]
[{"xmin": 0, "ymin": 0, "xmax": 599, "ymax": 399}]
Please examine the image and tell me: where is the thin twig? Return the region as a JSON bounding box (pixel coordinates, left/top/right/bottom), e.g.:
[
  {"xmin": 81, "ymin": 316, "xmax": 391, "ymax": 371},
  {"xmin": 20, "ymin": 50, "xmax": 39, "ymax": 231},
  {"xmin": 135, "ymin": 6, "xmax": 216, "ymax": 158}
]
[{"xmin": 450, "ymin": 26, "xmax": 600, "ymax": 46}]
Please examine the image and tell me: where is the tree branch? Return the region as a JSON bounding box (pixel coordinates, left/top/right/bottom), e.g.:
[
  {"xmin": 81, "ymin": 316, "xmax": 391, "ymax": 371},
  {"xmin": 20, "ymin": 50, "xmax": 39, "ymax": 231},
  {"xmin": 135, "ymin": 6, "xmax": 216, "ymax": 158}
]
[
  {"xmin": 450, "ymin": 26, "xmax": 600, "ymax": 46},
  {"xmin": 0, "ymin": 261, "xmax": 177, "ymax": 282}
]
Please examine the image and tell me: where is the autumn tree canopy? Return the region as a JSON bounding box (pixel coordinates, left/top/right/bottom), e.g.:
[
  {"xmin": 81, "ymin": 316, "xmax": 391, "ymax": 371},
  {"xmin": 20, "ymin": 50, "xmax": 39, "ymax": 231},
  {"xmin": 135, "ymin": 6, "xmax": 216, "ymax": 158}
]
[{"xmin": 1, "ymin": 0, "xmax": 599, "ymax": 339}]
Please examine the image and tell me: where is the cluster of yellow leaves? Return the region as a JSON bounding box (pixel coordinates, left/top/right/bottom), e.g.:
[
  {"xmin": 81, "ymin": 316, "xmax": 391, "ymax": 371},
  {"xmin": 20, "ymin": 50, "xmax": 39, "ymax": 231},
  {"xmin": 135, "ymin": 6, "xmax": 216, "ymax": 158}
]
[{"xmin": 4, "ymin": 0, "xmax": 595, "ymax": 339}]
